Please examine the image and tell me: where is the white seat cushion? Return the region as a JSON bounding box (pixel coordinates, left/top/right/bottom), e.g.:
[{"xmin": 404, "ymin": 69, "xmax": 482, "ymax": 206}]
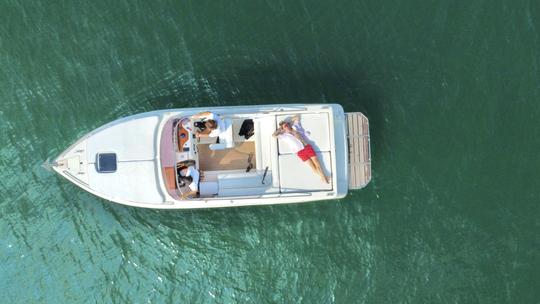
[
  {"xmin": 218, "ymin": 171, "xmax": 272, "ymax": 189},
  {"xmin": 276, "ymin": 113, "xmax": 331, "ymax": 154},
  {"xmin": 217, "ymin": 171, "xmax": 273, "ymax": 196},
  {"xmin": 200, "ymin": 181, "xmax": 219, "ymax": 196},
  {"xmin": 210, "ymin": 119, "xmax": 234, "ymax": 150},
  {"xmin": 278, "ymin": 152, "xmax": 332, "ymax": 192}
]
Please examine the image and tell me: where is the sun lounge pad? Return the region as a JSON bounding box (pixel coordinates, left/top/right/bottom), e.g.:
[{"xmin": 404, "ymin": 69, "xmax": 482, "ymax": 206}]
[
  {"xmin": 276, "ymin": 113, "xmax": 331, "ymax": 154},
  {"xmin": 278, "ymin": 152, "xmax": 333, "ymax": 193}
]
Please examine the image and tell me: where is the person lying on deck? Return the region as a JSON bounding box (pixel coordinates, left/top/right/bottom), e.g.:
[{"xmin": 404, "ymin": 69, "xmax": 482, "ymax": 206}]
[
  {"xmin": 272, "ymin": 116, "xmax": 330, "ymax": 184},
  {"xmin": 177, "ymin": 163, "xmax": 201, "ymax": 199},
  {"xmin": 192, "ymin": 111, "xmax": 227, "ymax": 138}
]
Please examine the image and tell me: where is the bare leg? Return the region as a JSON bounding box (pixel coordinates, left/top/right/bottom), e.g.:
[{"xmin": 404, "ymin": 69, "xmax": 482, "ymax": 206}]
[
  {"xmin": 305, "ymin": 158, "xmax": 329, "ymax": 183},
  {"xmin": 305, "ymin": 158, "xmax": 318, "ymax": 173},
  {"xmin": 310, "ymin": 156, "xmax": 330, "ymax": 183}
]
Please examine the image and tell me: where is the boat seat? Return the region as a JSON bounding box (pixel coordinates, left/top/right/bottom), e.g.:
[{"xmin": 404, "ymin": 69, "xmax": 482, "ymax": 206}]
[
  {"xmin": 209, "ymin": 118, "xmax": 234, "ymax": 150},
  {"xmin": 278, "ymin": 152, "xmax": 332, "ymax": 193},
  {"xmin": 218, "ymin": 171, "xmax": 271, "ymax": 188},
  {"xmin": 276, "ymin": 113, "xmax": 331, "ymax": 154},
  {"xmin": 217, "ymin": 170, "xmax": 272, "ymax": 196},
  {"xmin": 200, "ymin": 181, "xmax": 218, "ymax": 196}
]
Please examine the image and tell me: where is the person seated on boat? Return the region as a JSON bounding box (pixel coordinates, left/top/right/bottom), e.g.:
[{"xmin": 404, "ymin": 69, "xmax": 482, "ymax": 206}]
[
  {"xmin": 272, "ymin": 117, "xmax": 330, "ymax": 184},
  {"xmin": 192, "ymin": 111, "xmax": 228, "ymax": 138},
  {"xmin": 177, "ymin": 163, "xmax": 201, "ymax": 199}
]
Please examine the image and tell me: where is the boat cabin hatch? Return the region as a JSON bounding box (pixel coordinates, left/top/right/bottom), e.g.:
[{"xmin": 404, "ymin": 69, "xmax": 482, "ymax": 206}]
[{"xmin": 96, "ymin": 153, "xmax": 117, "ymax": 173}]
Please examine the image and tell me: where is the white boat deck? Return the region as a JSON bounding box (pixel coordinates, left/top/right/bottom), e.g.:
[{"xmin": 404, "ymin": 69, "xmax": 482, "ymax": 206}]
[
  {"xmin": 53, "ymin": 104, "xmax": 364, "ymax": 209},
  {"xmin": 275, "ymin": 112, "xmax": 334, "ymax": 192}
]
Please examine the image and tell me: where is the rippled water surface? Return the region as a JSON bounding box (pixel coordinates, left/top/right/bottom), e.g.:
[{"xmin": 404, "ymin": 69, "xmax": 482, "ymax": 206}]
[{"xmin": 1, "ymin": 0, "xmax": 539, "ymax": 303}]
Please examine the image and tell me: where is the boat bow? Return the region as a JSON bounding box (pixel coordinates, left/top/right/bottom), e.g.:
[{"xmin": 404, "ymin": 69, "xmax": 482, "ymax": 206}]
[{"xmin": 53, "ymin": 112, "xmax": 170, "ymax": 205}]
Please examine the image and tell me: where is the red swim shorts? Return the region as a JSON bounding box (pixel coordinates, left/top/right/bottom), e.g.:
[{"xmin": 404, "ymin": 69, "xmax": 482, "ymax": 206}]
[{"xmin": 297, "ymin": 144, "xmax": 316, "ymax": 161}]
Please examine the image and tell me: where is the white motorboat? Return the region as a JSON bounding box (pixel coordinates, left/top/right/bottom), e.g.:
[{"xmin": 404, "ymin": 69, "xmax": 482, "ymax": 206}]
[{"xmin": 52, "ymin": 104, "xmax": 371, "ymax": 209}]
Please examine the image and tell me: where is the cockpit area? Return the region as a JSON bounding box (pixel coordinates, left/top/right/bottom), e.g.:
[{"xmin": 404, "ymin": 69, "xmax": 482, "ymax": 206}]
[{"xmin": 160, "ymin": 113, "xmax": 279, "ymax": 200}]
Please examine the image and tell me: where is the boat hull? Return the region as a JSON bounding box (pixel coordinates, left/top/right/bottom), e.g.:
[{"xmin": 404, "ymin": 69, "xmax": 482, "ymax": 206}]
[{"xmin": 53, "ymin": 104, "xmax": 365, "ymax": 209}]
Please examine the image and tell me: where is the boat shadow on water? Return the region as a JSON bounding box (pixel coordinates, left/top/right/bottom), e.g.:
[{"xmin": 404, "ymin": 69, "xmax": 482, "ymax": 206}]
[{"xmin": 147, "ymin": 62, "xmax": 385, "ymax": 164}]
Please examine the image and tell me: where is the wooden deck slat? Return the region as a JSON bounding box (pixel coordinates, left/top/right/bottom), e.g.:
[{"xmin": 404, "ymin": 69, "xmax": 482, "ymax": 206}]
[
  {"xmin": 345, "ymin": 112, "xmax": 371, "ymax": 189},
  {"xmin": 197, "ymin": 142, "xmax": 255, "ymax": 171}
]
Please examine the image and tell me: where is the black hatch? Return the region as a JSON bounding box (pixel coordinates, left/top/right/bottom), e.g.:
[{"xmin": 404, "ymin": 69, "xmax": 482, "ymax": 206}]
[{"xmin": 96, "ymin": 153, "xmax": 117, "ymax": 173}]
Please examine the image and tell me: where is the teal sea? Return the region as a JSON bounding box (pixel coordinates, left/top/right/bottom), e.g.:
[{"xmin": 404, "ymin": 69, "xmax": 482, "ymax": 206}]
[{"xmin": 1, "ymin": 0, "xmax": 539, "ymax": 303}]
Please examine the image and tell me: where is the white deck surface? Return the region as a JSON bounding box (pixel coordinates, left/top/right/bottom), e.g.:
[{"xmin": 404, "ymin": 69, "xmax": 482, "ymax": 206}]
[
  {"xmin": 84, "ymin": 114, "xmax": 165, "ymax": 204},
  {"xmin": 86, "ymin": 116, "xmax": 159, "ymax": 162},
  {"xmin": 54, "ymin": 104, "xmax": 352, "ymax": 209},
  {"xmin": 87, "ymin": 160, "xmax": 164, "ymax": 204},
  {"xmin": 278, "ymin": 152, "xmax": 333, "ymax": 193},
  {"xmin": 276, "ymin": 113, "xmax": 333, "ymax": 193}
]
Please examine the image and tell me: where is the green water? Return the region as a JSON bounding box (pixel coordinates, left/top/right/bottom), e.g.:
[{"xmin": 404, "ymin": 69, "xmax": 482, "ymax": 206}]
[{"xmin": 1, "ymin": 0, "xmax": 539, "ymax": 303}]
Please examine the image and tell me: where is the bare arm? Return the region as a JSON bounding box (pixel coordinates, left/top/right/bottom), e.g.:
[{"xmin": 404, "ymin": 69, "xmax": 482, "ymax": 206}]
[
  {"xmin": 194, "ymin": 125, "xmax": 212, "ymax": 137},
  {"xmin": 291, "ymin": 129, "xmax": 307, "ymax": 145},
  {"xmin": 272, "ymin": 129, "xmax": 283, "ymax": 138}
]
